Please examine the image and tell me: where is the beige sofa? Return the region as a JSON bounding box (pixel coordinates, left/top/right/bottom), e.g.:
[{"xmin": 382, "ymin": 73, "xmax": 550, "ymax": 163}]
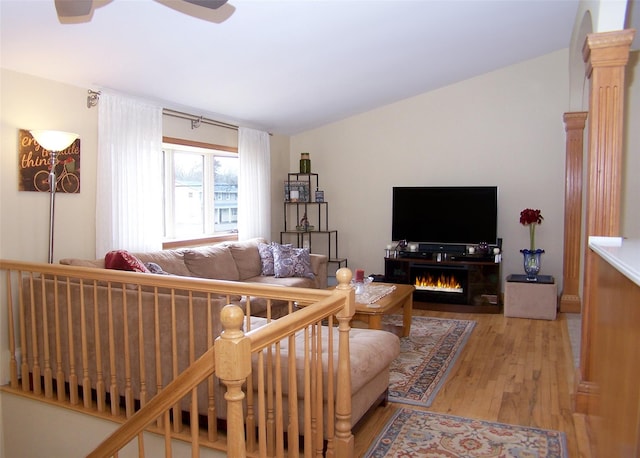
[
  {"xmin": 21, "ymin": 238, "xmax": 399, "ymax": 432},
  {"xmin": 60, "ymin": 237, "xmax": 327, "ymax": 318},
  {"xmin": 60, "ymin": 237, "xmax": 328, "ymax": 290}
]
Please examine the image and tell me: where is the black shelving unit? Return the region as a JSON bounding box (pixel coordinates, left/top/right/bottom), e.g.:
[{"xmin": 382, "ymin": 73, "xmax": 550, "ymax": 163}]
[{"xmin": 281, "ymin": 173, "xmax": 347, "ymax": 276}]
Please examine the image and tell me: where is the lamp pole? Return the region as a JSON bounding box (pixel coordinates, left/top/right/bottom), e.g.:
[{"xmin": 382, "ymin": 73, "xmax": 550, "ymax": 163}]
[
  {"xmin": 47, "ymin": 150, "xmax": 58, "ymax": 264},
  {"xmin": 29, "ymin": 130, "xmax": 79, "ymax": 264}
]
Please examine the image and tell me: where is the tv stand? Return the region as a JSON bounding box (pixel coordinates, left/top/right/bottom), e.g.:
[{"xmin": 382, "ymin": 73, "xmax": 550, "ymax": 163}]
[{"xmin": 384, "ymin": 255, "xmax": 501, "ymax": 313}]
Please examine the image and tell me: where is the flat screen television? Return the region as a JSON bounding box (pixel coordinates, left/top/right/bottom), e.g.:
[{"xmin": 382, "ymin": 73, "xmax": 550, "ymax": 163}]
[{"xmin": 392, "ymin": 186, "xmax": 498, "ymax": 246}]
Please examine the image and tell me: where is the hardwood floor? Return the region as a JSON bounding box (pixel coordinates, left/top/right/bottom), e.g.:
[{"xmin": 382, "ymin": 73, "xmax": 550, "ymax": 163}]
[{"xmin": 353, "ymin": 309, "xmax": 590, "ymax": 457}]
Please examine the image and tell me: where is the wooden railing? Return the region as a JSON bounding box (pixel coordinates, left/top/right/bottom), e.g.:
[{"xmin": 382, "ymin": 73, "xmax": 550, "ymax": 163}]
[{"xmin": 0, "ymin": 259, "xmax": 355, "ymax": 457}]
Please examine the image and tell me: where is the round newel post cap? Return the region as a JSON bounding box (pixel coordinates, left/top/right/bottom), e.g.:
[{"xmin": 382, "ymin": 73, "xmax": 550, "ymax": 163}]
[
  {"xmin": 220, "ymin": 304, "xmax": 245, "ymax": 339},
  {"xmin": 335, "ymin": 268, "xmax": 352, "ymax": 289}
]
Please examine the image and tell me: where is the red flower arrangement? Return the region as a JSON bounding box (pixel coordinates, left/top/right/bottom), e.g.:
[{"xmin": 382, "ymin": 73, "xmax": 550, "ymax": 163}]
[{"xmin": 520, "ymin": 208, "xmax": 543, "ymax": 251}]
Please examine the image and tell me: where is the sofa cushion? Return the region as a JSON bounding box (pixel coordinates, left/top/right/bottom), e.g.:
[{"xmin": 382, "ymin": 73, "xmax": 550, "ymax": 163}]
[
  {"xmin": 250, "ymin": 316, "xmax": 400, "ymax": 395},
  {"xmin": 227, "ymin": 238, "xmax": 264, "ymax": 280},
  {"xmin": 183, "ymin": 245, "xmax": 240, "ymax": 281},
  {"xmin": 272, "ymin": 244, "xmax": 314, "ymax": 279},
  {"xmin": 105, "ymin": 250, "xmax": 150, "ymax": 273},
  {"xmin": 134, "ymin": 250, "xmax": 192, "ymax": 277}
]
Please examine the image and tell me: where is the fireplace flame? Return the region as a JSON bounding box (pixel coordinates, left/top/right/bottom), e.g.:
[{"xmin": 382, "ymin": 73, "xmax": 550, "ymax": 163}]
[{"xmin": 414, "ymin": 274, "xmax": 463, "ymax": 293}]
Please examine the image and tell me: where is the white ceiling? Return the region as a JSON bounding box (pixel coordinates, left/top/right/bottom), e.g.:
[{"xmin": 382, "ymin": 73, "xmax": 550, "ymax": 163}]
[{"xmin": 0, "ymin": 0, "xmax": 592, "ymax": 135}]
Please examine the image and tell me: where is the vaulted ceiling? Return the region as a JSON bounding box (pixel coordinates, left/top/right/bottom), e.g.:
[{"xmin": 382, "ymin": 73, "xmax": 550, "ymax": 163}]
[{"xmin": 0, "ymin": 0, "xmax": 600, "ymax": 135}]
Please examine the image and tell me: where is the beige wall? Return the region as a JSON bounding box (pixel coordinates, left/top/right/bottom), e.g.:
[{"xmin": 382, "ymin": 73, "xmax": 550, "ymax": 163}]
[
  {"xmin": 290, "ymin": 50, "xmax": 571, "ymax": 288},
  {"xmin": 0, "ymin": 68, "xmax": 290, "ymax": 263},
  {"xmin": 0, "ymin": 69, "xmax": 99, "ymax": 263},
  {"xmin": 0, "ymin": 392, "xmax": 225, "ymax": 458}
]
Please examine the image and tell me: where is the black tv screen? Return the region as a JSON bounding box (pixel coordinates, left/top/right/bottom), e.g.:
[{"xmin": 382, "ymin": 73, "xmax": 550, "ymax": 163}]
[{"xmin": 392, "ymin": 186, "xmax": 498, "ymax": 245}]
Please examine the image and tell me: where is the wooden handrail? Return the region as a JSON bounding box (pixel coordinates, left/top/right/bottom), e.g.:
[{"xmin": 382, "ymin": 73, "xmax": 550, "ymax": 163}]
[
  {"xmin": 0, "ymin": 259, "xmax": 333, "ymax": 303},
  {"xmin": 1, "ymin": 259, "xmax": 356, "ymax": 457}
]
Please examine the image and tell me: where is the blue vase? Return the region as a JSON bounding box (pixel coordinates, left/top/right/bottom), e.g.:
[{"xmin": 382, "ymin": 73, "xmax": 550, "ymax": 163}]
[{"xmin": 520, "ymin": 249, "xmax": 544, "ymax": 280}]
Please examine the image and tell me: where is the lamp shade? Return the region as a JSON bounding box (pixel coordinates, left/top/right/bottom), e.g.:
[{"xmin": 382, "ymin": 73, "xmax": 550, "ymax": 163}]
[{"xmin": 30, "ymin": 130, "xmax": 79, "ymax": 152}]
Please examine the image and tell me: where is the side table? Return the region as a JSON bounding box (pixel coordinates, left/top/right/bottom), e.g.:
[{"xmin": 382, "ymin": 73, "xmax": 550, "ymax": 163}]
[{"xmin": 504, "ymin": 274, "xmax": 558, "ymax": 320}]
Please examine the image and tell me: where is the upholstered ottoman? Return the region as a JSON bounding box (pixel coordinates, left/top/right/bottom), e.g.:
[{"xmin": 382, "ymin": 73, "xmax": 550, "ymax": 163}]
[{"xmin": 504, "ymin": 274, "xmax": 558, "ymax": 320}]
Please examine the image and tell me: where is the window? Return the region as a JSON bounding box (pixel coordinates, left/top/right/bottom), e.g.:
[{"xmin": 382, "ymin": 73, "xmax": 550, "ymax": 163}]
[{"xmin": 163, "ymin": 141, "xmax": 238, "ymax": 241}]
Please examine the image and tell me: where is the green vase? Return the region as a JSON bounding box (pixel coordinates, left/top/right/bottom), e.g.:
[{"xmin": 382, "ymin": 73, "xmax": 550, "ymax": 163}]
[{"xmin": 299, "ymin": 152, "xmax": 311, "ymax": 173}]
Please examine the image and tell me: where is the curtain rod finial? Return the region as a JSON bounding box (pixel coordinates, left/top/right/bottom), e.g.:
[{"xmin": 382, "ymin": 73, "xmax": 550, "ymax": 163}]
[{"xmin": 87, "ymin": 90, "xmax": 100, "ymax": 108}]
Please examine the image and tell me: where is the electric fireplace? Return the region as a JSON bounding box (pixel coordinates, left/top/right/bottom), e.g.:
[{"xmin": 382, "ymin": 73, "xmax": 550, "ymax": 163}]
[{"xmin": 411, "ymin": 263, "xmax": 469, "ymax": 305}]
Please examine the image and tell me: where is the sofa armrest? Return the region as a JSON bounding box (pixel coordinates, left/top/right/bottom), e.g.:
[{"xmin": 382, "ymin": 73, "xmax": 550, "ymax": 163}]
[{"xmin": 310, "ymin": 254, "xmax": 328, "ymax": 289}]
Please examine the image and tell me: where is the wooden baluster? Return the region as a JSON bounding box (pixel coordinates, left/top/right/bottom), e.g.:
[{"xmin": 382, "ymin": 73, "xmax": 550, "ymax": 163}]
[
  {"xmin": 244, "ymin": 297, "xmax": 256, "ymax": 453},
  {"xmin": 28, "ymin": 273, "xmax": 41, "ymax": 395},
  {"xmin": 257, "ymin": 351, "xmax": 267, "ymax": 458},
  {"xmin": 303, "ymin": 326, "xmax": 312, "ymax": 458},
  {"xmin": 187, "ymin": 291, "xmax": 201, "ymax": 455},
  {"xmin": 206, "ymin": 293, "xmax": 218, "ymax": 443},
  {"xmin": 135, "ymin": 285, "xmax": 148, "ymax": 458},
  {"xmin": 94, "ymin": 280, "xmax": 106, "ymax": 412},
  {"xmin": 79, "ymin": 278, "xmax": 92, "ymax": 408},
  {"xmin": 170, "ymin": 290, "xmax": 182, "ymax": 433},
  {"xmin": 17, "ymin": 271, "xmax": 30, "ymax": 391},
  {"xmin": 107, "ymin": 283, "xmax": 120, "ymax": 416},
  {"xmin": 5, "ymin": 270, "xmax": 18, "ymax": 388},
  {"xmin": 325, "ymin": 317, "xmax": 335, "ymax": 458},
  {"xmin": 275, "ymin": 340, "xmax": 284, "ymax": 458},
  {"xmin": 315, "ymin": 321, "xmax": 325, "ymax": 458},
  {"xmin": 39, "ymin": 275, "xmax": 53, "ymax": 398},
  {"xmin": 266, "ymin": 302, "xmax": 275, "ymax": 457},
  {"xmin": 122, "ymin": 286, "xmax": 133, "ymax": 417},
  {"xmin": 137, "ymin": 286, "xmax": 147, "ymax": 408},
  {"xmin": 215, "ymin": 304, "xmax": 251, "ymax": 458},
  {"xmin": 66, "ymin": 278, "xmax": 78, "ymax": 404},
  {"xmin": 287, "ymin": 333, "xmax": 299, "ymax": 458},
  {"xmin": 333, "ymin": 268, "xmax": 355, "ymax": 457},
  {"xmin": 54, "ymin": 278, "xmax": 65, "ymax": 402},
  {"xmin": 311, "ymin": 323, "xmax": 320, "ymax": 456},
  {"xmin": 154, "ymin": 288, "xmax": 163, "ymax": 429},
  {"xmin": 18, "ymin": 271, "xmax": 33, "ymax": 391},
  {"xmin": 163, "ymin": 410, "xmax": 172, "ymax": 458}
]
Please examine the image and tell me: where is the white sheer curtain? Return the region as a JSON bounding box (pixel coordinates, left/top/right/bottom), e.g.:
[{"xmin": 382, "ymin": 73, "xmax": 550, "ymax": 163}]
[
  {"xmin": 238, "ymin": 127, "xmax": 271, "ymax": 240},
  {"xmin": 95, "ymin": 92, "xmax": 163, "ymax": 257}
]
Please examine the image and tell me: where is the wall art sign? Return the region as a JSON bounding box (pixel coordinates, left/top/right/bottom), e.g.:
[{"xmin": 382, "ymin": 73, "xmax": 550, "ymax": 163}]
[{"xmin": 18, "ymin": 129, "xmax": 81, "ymax": 193}]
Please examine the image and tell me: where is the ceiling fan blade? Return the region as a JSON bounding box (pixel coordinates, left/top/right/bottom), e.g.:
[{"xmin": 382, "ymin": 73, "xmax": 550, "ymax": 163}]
[
  {"xmin": 54, "ymin": 0, "xmax": 93, "ymax": 17},
  {"xmin": 182, "ymin": 0, "xmax": 228, "ymax": 10}
]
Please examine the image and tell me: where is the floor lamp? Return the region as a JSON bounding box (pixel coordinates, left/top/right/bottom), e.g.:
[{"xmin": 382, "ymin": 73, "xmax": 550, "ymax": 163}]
[{"xmin": 30, "ymin": 130, "xmax": 79, "ymax": 264}]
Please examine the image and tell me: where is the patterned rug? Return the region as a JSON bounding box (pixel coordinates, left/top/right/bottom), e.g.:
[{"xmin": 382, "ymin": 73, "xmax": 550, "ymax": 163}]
[
  {"xmin": 385, "ymin": 315, "xmax": 475, "ymax": 407},
  {"xmin": 365, "ymin": 408, "xmax": 568, "ymax": 458}
]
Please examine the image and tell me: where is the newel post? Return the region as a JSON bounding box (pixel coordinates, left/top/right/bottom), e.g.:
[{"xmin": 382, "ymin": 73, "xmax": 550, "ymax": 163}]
[
  {"xmin": 215, "ymin": 304, "xmax": 252, "ymax": 458},
  {"xmin": 333, "ymin": 268, "xmax": 355, "ymax": 457}
]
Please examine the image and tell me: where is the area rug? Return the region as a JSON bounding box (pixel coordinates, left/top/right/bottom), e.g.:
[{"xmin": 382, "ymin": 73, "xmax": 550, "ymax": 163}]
[
  {"xmin": 384, "ymin": 315, "xmax": 475, "ymax": 407},
  {"xmin": 365, "ymin": 408, "xmax": 568, "ymax": 458}
]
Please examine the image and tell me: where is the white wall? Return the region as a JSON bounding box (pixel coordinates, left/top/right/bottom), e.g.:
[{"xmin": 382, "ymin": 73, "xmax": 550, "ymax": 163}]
[{"xmin": 291, "ymin": 50, "xmax": 570, "ymax": 289}]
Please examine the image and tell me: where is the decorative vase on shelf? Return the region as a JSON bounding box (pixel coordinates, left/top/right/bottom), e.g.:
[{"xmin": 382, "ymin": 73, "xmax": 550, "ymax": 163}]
[
  {"xmin": 520, "ymin": 248, "xmax": 544, "ymax": 280},
  {"xmin": 299, "ymin": 152, "xmax": 311, "ymax": 173}
]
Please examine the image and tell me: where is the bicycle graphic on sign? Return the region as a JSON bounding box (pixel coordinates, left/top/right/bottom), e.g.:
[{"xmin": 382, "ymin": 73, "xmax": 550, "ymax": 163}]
[{"xmin": 33, "ymin": 157, "xmax": 80, "ymax": 193}]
